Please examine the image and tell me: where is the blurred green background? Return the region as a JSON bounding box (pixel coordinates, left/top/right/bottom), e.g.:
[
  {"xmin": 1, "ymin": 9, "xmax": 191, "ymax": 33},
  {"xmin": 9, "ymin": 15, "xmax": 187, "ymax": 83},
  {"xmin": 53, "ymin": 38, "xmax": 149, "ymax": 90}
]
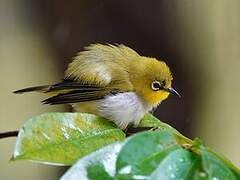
[{"xmin": 0, "ymin": 0, "xmax": 239, "ymax": 179}]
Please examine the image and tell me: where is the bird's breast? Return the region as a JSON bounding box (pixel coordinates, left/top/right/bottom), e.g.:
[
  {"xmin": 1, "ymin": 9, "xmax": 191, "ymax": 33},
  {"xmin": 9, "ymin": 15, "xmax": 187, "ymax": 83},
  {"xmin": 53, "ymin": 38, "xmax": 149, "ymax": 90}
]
[{"xmin": 97, "ymin": 92, "xmax": 149, "ymax": 129}]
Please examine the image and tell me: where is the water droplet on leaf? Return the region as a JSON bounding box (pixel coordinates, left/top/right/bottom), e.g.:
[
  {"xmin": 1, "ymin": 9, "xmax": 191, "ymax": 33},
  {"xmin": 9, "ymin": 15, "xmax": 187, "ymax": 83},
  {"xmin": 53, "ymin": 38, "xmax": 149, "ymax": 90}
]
[
  {"xmin": 199, "ymin": 172, "xmax": 206, "ymax": 177},
  {"xmin": 170, "ymin": 174, "xmax": 176, "ymax": 178}
]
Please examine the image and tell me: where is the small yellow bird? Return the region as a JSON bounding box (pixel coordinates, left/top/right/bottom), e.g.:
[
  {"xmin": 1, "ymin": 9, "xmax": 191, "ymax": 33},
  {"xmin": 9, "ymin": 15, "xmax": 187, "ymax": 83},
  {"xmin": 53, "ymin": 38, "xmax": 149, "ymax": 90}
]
[{"xmin": 14, "ymin": 44, "xmax": 180, "ymax": 129}]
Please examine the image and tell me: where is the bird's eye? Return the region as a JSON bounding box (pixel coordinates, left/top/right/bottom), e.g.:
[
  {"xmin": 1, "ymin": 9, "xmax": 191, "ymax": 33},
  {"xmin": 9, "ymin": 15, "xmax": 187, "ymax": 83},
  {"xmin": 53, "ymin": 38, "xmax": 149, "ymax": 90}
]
[{"xmin": 151, "ymin": 81, "xmax": 161, "ymax": 91}]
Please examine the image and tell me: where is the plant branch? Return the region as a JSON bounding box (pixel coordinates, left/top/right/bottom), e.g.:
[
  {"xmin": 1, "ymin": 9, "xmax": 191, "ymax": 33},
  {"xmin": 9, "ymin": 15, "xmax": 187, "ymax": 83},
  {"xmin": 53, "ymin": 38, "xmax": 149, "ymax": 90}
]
[{"xmin": 0, "ymin": 130, "xmax": 18, "ymax": 139}]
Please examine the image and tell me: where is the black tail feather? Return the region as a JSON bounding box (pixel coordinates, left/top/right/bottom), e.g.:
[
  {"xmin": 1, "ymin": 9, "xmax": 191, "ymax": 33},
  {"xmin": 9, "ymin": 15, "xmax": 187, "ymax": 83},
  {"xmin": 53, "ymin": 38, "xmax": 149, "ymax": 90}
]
[{"xmin": 13, "ymin": 85, "xmax": 50, "ymax": 94}]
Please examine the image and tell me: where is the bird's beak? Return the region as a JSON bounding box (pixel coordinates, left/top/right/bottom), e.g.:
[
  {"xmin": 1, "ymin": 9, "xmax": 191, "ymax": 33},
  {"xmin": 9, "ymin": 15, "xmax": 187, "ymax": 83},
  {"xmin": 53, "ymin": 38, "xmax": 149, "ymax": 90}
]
[{"xmin": 166, "ymin": 87, "xmax": 181, "ymax": 98}]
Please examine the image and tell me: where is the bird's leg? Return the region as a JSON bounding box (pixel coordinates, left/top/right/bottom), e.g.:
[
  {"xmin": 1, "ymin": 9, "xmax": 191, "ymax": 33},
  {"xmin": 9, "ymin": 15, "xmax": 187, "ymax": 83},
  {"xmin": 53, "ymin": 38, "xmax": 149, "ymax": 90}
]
[
  {"xmin": 124, "ymin": 124, "xmax": 133, "ymax": 137},
  {"xmin": 124, "ymin": 125, "xmax": 158, "ymax": 137},
  {"xmin": 149, "ymin": 127, "xmax": 159, "ymax": 131}
]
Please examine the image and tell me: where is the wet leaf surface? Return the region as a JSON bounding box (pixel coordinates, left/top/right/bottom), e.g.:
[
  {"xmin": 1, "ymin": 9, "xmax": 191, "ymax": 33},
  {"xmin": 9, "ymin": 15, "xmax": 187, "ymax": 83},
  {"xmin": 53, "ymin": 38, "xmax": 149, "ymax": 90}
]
[
  {"xmin": 12, "ymin": 113, "xmax": 125, "ymax": 165},
  {"xmin": 60, "ymin": 142, "xmax": 122, "ymax": 180},
  {"xmin": 11, "ymin": 112, "xmax": 240, "ymax": 179}
]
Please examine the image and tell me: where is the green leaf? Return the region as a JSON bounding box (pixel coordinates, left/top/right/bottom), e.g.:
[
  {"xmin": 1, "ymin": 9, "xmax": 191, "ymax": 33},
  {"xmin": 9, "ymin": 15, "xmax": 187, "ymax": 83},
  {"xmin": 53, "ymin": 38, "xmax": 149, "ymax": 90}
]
[
  {"xmin": 205, "ymin": 148, "xmax": 240, "ymax": 178},
  {"xmin": 60, "ymin": 142, "xmax": 122, "ymax": 180},
  {"xmin": 116, "ymin": 130, "xmax": 178, "ymax": 172},
  {"xmin": 134, "ymin": 145, "xmax": 180, "ymax": 176},
  {"xmin": 149, "ymin": 149, "xmax": 198, "ymax": 180},
  {"xmin": 139, "ymin": 113, "xmax": 192, "ymax": 144},
  {"xmin": 200, "ymin": 146, "xmax": 237, "ymax": 180},
  {"xmin": 114, "ymin": 130, "xmax": 210, "ymax": 180},
  {"xmin": 12, "ymin": 113, "xmax": 125, "ymax": 165}
]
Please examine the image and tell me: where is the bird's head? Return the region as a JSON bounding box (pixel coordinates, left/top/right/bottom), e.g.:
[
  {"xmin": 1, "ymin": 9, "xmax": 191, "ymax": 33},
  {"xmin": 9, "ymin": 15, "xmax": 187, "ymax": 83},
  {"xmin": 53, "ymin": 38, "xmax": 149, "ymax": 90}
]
[{"xmin": 130, "ymin": 57, "xmax": 180, "ymax": 107}]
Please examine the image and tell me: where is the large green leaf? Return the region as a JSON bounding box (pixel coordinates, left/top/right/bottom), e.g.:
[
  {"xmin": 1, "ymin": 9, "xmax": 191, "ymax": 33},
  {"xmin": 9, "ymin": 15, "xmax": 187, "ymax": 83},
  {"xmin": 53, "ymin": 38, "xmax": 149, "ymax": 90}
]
[
  {"xmin": 60, "ymin": 142, "xmax": 122, "ymax": 180},
  {"xmin": 11, "ymin": 112, "xmax": 184, "ymax": 165},
  {"xmin": 12, "ymin": 113, "xmax": 125, "ymax": 165},
  {"xmin": 115, "ymin": 130, "xmax": 199, "ymax": 180},
  {"xmin": 116, "ymin": 130, "xmax": 178, "ymax": 172}
]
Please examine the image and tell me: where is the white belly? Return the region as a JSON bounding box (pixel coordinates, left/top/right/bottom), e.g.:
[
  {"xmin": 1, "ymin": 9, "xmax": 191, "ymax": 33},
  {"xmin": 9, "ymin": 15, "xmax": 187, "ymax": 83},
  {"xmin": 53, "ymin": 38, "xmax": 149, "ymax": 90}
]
[{"xmin": 97, "ymin": 92, "xmax": 149, "ymax": 129}]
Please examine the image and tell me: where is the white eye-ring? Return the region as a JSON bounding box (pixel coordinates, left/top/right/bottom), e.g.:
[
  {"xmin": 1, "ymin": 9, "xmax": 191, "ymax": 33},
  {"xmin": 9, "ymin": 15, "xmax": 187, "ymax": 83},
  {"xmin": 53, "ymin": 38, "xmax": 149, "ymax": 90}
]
[{"xmin": 151, "ymin": 81, "xmax": 161, "ymax": 91}]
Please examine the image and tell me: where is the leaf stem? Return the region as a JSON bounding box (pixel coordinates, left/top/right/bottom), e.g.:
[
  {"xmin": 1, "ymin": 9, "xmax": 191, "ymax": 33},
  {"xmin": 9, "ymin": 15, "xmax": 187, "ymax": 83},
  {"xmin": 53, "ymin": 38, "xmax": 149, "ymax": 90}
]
[{"xmin": 0, "ymin": 130, "xmax": 18, "ymax": 139}]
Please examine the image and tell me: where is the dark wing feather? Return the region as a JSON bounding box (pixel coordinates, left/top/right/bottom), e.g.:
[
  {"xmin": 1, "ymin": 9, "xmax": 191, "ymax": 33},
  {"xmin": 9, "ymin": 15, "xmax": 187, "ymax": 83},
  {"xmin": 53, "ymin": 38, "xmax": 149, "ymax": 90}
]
[
  {"xmin": 42, "ymin": 80, "xmax": 114, "ymax": 105},
  {"xmin": 14, "ymin": 80, "xmax": 121, "ymax": 105},
  {"xmin": 42, "ymin": 89, "xmax": 109, "ymax": 105},
  {"xmin": 46, "ymin": 80, "xmax": 102, "ymax": 92}
]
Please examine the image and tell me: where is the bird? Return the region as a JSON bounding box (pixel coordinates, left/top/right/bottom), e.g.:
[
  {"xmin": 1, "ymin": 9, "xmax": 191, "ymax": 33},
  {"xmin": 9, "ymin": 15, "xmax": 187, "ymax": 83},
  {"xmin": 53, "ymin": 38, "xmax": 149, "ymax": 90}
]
[{"xmin": 14, "ymin": 44, "xmax": 180, "ymax": 130}]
